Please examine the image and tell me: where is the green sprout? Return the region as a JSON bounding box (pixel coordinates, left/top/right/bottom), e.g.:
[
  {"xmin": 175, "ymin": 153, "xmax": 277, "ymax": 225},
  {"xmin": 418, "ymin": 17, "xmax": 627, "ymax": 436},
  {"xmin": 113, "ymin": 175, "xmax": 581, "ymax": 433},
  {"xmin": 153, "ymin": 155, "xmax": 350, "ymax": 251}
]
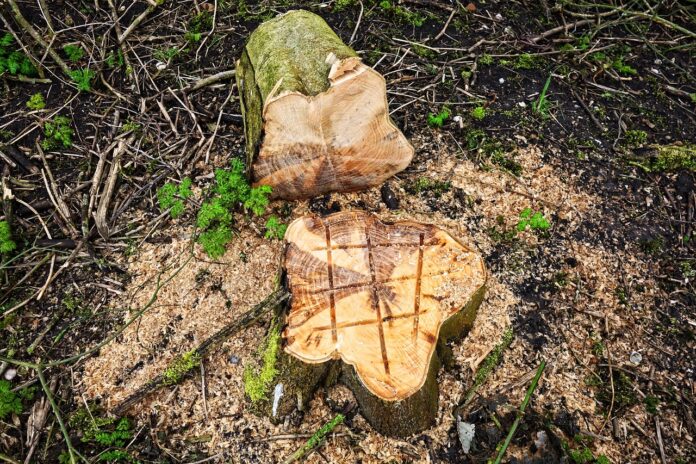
[
  {"xmin": 0, "ymin": 220, "xmax": 17, "ymax": 255},
  {"xmin": 479, "ymin": 54, "xmax": 494, "ymax": 65},
  {"xmin": 63, "ymin": 44, "xmax": 84, "ymax": 62},
  {"xmin": 378, "ymin": 0, "xmax": 426, "ymax": 27},
  {"xmin": 69, "ymin": 68, "xmax": 95, "ymax": 91},
  {"xmin": 185, "ymin": 11, "xmax": 213, "ymax": 43},
  {"xmin": 120, "ymin": 119, "xmax": 141, "ymax": 133},
  {"xmin": 533, "ymin": 75, "xmax": 552, "ymax": 117},
  {"xmin": 0, "ymin": 33, "xmax": 37, "ymax": 77},
  {"xmin": 0, "ymin": 380, "xmax": 22, "ymax": 419},
  {"xmin": 264, "ymin": 216, "xmax": 287, "ymax": 240},
  {"xmin": 157, "ymin": 177, "xmax": 193, "ymax": 219},
  {"xmin": 517, "ymin": 208, "xmax": 550, "ymax": 232},
  {"xmin": 612, "ymin": 58, "xmax": 637, "ymax": 76},
  {"xmin": 427, "ymin": 106, "xmax": 451, "ymax": 128},
  {"xmin": 471, "ymin": 106, "xmax": 486, "ymax": 120},
  {"xmin": 42, "ymin": 115, "xmax": 74, "ymax": 150},
  {"xmin": 105, "ymin": 50, "xmax": 124, "ymax": 69},
  {"xmin": 514, "ymin": 53, "xmax": 542, "ymax": 70},
  {"xmin": 26, "ymin": 93, "xmax": 46, "ymax": 110},
  {"xmin": 195, "ymin": 159, "xmax": 273, "ymax": 258}
]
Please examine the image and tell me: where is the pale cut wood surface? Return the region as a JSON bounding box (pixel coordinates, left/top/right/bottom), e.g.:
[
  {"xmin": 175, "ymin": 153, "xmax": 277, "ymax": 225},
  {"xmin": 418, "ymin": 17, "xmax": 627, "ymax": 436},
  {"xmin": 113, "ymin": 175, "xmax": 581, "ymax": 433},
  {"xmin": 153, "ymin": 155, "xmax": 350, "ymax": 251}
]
[
  {"xmin": 253, "ymin": 57, "xmax": 414, "ymax": 199},
  {"xmin": 283, "ymin": 211, "xmax": 487, "ymax": 401}
]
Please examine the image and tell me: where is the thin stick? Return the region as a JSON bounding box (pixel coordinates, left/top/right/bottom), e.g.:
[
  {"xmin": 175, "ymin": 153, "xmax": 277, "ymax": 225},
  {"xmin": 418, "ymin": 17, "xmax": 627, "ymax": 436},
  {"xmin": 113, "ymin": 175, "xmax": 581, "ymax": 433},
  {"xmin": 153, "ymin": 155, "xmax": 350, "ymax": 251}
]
[
  {"xmin": 36, "ymin": 368, "xmax": 81, "ymax": 464},
  {"xmin": 655, "ymin": 417, "xmax": 667, "ymax": 464},
  {"xmin": 118, "ymin": 2, "xmax": 160, "ymax": 44},
  {"xmin": 0, "ymin": 452, "xmax": 21, "ymax": 464},
  {"xmin": 282, "ymin": 413, "xmax": 345, "ymax": 464},
  {"xmin": 349, "ymin": 1, "xmax": 364, "ymax": 45},
  {"xmin": 599, "ymin": 343, "xmax": 615, "ymax": 434},
  {"xmin": 456, "ymin": 328, "xmax": 513, "ymax": 417},
  {"xmin": 433, "ymin": 8, "xmax": 457, "ymax": 41},
  {"xmin": 491, "ymin": 360, "xmax": 546, "ymax": 464},
  {"xmin": 37, "ymin": 0, "xmax": 55, "ymax": 34},
  {"xmin": 187, "ymin": 70, "xmax": 236, "ymax": 93},
  {"xmin": 95, "ymin": 136, "xmax": 134, "ymax": 239},
  {"xmin": 531, "ymin": 19, "xmax": 598, "ymax": 43},
  {"xmin": 6, "ymin": 0, "xmax": 71, "ymax": 75},
  {"xmin": 203, "ymin": 85, "xmax": 235, "ymax": 164}
]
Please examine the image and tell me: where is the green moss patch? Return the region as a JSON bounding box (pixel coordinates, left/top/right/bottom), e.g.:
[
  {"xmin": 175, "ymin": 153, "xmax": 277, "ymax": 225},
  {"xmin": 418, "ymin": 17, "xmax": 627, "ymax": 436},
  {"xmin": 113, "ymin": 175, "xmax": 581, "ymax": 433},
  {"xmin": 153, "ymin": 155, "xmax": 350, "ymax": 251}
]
[
  {"xmin": 162, "ymin": 350, "xmax": 201, "ymax": 386},
  {"xmin": 244, "ymin": 323, "xmax": 281, "ymax": 402}
]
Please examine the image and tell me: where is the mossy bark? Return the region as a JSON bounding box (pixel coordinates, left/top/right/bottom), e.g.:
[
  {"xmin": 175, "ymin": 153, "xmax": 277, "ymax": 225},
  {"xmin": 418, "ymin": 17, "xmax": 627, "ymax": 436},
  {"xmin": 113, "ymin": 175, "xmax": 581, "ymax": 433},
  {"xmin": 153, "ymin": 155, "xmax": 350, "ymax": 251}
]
[
  {"xmin": 244, "ymin": 300, "xmax": 330, "ymax": 422},
  {"xmin": 342, "ymin": 284, "xmax": 487, "ymax": 437},
  {"xmin": 245, "ymin": 346, "xmax": 330, "ymax": 423},
  {"xmin": 235, "ymin": 9, "xmax": 357, "ymax": 174}
]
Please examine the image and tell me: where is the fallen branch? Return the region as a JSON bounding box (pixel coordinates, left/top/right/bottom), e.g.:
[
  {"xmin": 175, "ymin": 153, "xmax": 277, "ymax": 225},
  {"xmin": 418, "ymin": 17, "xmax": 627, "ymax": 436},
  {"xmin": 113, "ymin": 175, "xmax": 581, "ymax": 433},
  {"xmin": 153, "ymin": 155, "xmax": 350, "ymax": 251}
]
[
  {"xmin": 118, "ymin": 1, "xmax": 161, "ymax": 44},
  {"xmin": 455, "ymin": 328, "xmax": 513, "ymax": 418},
  {"xmin": 490, "ymin": 360, "xmax": 546, "ymax": 464},
  {"xmin": 6, "ymin": 0, "xmax": 71, "ymax": 76},
  {"xmin": 530, "ymin": 19, "xmax": 598, "ymax": 43},
  {"xmin": 282, "ymin": 413, "xmax": 345, "ymax": 464},
  {"xmin": 113, "ymin": 288, "xmax": 290, "ymax": 416},
  {"xmin": 186, "ymin": 69, "xmax": 236, "ymax": 93},
  {"xmin": 95, "ymin": 135, "xmax": 135, "ymax": 239}
]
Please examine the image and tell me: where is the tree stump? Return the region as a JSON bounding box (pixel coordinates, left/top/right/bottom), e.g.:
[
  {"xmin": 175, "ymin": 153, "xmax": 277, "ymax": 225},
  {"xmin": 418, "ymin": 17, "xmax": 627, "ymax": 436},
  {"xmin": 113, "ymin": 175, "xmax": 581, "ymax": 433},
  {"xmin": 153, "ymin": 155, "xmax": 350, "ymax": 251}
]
[
  {"xmin": 245, "ymin": 212, "xmax": 487, "ymax": 437},
  {"xmin": 235, "ymin": 10, "xmax": 414, "ymax": 200}
]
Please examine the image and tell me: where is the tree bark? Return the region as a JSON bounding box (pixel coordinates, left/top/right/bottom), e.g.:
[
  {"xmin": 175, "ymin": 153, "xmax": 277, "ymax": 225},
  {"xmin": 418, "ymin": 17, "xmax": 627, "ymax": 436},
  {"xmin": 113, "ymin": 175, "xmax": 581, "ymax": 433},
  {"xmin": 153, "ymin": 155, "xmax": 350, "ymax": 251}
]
[{"xmin": 236, "ymin": 10, "xmax": 413, "ymax": 200}]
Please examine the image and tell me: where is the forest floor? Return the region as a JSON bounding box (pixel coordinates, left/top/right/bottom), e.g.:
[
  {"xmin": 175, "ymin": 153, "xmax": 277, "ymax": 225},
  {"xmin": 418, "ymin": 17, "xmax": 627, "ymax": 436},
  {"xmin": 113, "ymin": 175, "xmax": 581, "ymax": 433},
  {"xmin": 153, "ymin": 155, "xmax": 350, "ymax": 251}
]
[{"xmin": 0, "ymin": 1, "xmax": 695, "ymax": 463}]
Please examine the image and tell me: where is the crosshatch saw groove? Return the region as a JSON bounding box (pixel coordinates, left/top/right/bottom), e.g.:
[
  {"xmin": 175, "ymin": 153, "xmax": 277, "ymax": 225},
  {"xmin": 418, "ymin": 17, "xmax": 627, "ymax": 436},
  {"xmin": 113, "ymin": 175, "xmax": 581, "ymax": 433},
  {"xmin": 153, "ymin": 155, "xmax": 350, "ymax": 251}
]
[{"xmin": 283, "ymin": 211, "xmax": 487, "ymax": 401}]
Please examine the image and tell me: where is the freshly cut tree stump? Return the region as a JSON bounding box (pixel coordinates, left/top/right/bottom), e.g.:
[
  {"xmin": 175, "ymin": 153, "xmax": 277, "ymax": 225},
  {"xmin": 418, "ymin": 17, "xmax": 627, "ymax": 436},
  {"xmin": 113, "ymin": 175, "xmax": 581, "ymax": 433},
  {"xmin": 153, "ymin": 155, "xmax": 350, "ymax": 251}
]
[
  {"xmin": 267, "ymin": 211, "xmax": 487, "ymax": 437},
  {"xmin": 236, "ymin": 10, "xmax": 414, "ymax": 200}
]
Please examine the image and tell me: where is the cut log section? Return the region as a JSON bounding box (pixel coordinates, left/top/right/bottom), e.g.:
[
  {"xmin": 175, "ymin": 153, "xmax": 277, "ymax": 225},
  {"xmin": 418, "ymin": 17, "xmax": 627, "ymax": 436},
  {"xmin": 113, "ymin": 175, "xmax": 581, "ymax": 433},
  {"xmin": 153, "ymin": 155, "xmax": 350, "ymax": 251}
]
[
  {"xmin": 273, "ymin": 211, "xmax": 487, "ymax": 437},
  {"xmin": 236, "ymin": 10, "xmax": 414, "ymax": 200}
]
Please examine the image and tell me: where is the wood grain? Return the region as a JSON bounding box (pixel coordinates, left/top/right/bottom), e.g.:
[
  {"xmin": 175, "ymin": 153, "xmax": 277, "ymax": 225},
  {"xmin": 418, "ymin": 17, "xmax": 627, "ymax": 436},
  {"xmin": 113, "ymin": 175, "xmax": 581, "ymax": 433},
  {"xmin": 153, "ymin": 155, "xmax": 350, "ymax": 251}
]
[
  {"xmin": 283, "ymin": 211, "xmax": 487, "ymax": 401},
  {"xmin": 254, "ymin": 57, "xmax": 414, "ymax": 199},
  {"xmin": 237, "ymin": 11, "xmax": 413, "ymax": 200}
]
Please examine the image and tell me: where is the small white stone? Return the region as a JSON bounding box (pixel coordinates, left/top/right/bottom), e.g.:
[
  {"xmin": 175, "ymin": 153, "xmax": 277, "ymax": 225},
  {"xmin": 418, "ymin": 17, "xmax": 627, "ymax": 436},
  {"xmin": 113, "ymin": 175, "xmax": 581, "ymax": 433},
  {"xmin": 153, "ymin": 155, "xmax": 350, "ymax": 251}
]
[
  {"xmin": 4, "ymin": 369, "xmax": 17, "ymax": 381},
  {"xmin": 630, "ymin": 351, "xmax": 642, "ymax": 364},
  {"xmin": 499, "ymin": 78, "xmax": 505, "ymax": 84},
  {"xmin": 272, "ymin": 383, "xmax": 284, "ymax": 417},
  {"xmin": 518, "ymin": 102, "xmax": 527, "ymax": 108},
  {"xmin": 457, "ymin": 420, "xmax": 475, "ymax": 454},
  {"xmin": 155, "ymin": 61, "xmax": 167, "ymax": 71}
]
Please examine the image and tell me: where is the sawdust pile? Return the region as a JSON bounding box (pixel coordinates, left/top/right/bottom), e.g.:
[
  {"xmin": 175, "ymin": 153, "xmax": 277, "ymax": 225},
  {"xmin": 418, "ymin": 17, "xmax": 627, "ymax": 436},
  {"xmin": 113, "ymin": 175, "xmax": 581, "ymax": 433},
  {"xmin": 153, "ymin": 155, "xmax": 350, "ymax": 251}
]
[{"xmin": 79, "ymin": 146, "xmax": 678, "ymax": 462}]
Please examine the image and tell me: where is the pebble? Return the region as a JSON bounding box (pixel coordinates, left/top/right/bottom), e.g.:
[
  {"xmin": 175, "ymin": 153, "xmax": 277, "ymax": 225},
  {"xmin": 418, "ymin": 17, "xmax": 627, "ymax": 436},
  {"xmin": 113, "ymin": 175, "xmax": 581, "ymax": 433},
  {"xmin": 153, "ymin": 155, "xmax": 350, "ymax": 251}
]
[
  {"xmin": 630, "ymin": 351, "xmax": 642, "ymax": 364},
  {"xmin": 380, "ymin": 184, "xmax": 400, "ymax": 210},
  {"xmin": 229, "ymin": 355, "xmax": 240, "ymax": 365},
  {"xmin": 4, "ymin": 369, "xmax": 17, "ymax": 381},
  {"xmin": 498, "ymin": 78, "xmax": 505, "ymax": 84},
  {"xmin": 518, "ymin": 102, "xmax": 527, "ymax": 108}
]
